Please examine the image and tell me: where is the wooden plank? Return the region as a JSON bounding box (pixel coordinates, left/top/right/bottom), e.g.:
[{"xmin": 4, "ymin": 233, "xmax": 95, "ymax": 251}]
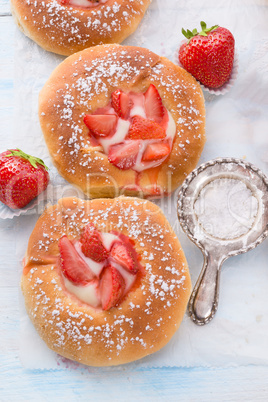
[{"xmin": 0, "ymin": 362, "xmax": 268, "ymax": 400}]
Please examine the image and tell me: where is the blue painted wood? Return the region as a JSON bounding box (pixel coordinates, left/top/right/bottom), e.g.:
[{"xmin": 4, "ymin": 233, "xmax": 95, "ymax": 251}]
[{"xmin": 1, "ymin": 4, "xmax": 268, "ymax": 400}]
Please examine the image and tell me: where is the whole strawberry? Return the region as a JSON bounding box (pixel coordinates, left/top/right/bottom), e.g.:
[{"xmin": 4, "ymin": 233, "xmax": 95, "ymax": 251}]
[
  {"xmin": 179, "ymin": 21, "xmax": 235, "ymax": 89},
  {"xmin": 0, "ymin": 149, "xmax": 49, "ymax": 209}
]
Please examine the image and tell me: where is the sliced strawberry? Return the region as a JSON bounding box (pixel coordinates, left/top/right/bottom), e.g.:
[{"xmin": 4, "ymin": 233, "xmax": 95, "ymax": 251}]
[
  {"xmin": 144, "ymin": 84, "xmax": 165, "ymax": 124},
  {"xmin": 110, "ymin": 241, "xmax": 139, "ymax": 274},
  {"xmin": 83, "ymin": 114, "xmax": 118, "ymax": 137},
  {"xmin": 108, "ymin": 141, "xmax": 140, "ymax": 170},
  {"xmin": 111, "ymin": 89, "xmax": 133, "ymax": 119},
  {"xmin": 112, "ymin": 231, "xmax": 136, "ymax": 248},
  {"xmin": 128, "ymin": 116, "xmax": 166, "ymax": 140},
  {"xmin": 142, "ymin": 142, "xmax": 171, "ymax": 162},
  {"xmin": 87, "ymin": 133, "xmax": 100, "ymax": 147},
  {"xmin": 93, "ymin": 105, "xmax": 112, "ymax": 115},
  {"xmin": 100, "ymin": 265, "xmax": 125, "ymax": 310},
  {"xmin": 59, "ymin": 235, "xmax": 94, "ymax": 286},
  {"xmin": 80, "ymin": 223, "xmax": 109, "ymax": 262}
]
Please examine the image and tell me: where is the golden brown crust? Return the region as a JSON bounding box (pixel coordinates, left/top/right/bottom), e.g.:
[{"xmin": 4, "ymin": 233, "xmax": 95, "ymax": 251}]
[
  {"xmin": 10, "ymin": 0, "xmax": 151, "ymax": 56},
  {"xmin": 39, "ymin": 44, "xmax": 206, "ymax": 199},
  {"xmin": 22, "ymin": 196, "xmax": 191, "ymax": 366}
]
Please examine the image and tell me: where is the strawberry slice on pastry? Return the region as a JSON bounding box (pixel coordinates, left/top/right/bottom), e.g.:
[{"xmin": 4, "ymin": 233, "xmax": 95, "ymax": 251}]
[
  {"xmin": 108, "ymin": 141, "xmax": 141, "ymax": 170},
  {"xmin": 100, "ymin": 265, "xmax": 126, "ymax": 310},
  {"xmin": 110, "ymin": 241, "xmax": 139, "ymax": 274},
  {"xmin": 80, "ymin": 223, "xmax": 109, "ymax": 262},
  {"xmin": 111, "ymin": 89, "xmax": 133, "ymax": 120},
  {"xmin": 59, "ymin": 235, "xmax": 95, "ymax": 286},
  {"xmin": 144, "ymin": 84, "xmax": 165, "ymax": 124},
  {"xmin": 128, "ymin": 116, "xmax": 166, "ymax": 140},
  {"xmin": 83, "ymin": 114, "xmax": 118, "ymax": 137}
]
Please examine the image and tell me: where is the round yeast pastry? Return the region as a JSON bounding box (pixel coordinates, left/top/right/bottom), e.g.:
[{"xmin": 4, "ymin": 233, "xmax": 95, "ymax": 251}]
[
  {"xmin": 39, "ymin": 44, "xmax": 206, "ymax": 199},
  {"xmin": 22, "ymin": 196, "xmax": 191, "ymax": 366},
  {"xmin": 10, "ymin": 0, "xmax": 151, "ymax": 56}
]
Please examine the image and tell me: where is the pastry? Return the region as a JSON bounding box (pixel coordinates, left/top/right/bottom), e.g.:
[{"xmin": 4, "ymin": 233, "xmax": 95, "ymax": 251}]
[
  {"xmin": 39, "ymin": 44, "xmax": 206, "ymax": 198},
  {"xmin": 22, "ymin": 196, "xmax": 191, "ymax": 366},
  {"xmin": 10, "ymin": 0, "xmax": 151, "ymax": 56}
]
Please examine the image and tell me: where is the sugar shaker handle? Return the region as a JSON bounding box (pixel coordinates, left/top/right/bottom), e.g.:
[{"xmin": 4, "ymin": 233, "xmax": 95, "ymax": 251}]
[{"xmin": 188, "ymin": 252, "xmax": 224, "ymax": 325}]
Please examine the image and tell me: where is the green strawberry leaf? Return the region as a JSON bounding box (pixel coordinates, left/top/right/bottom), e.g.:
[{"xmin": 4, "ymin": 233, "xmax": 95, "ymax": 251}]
[
  {"xmin": 181, "ymin": 21, "xmax": 219, "ymax": 41},
  {"xmin": 6, "ymin": 149, "xmax": 49, "ymax": 171},
  {"xmin": 182, "ymin": 28, "xmax": 193, "ymax": 39},
  {"xmin": 200, "ymin": 21, "xmax": 207, "ymax": 31},
  {"xmin": 205, "ymin": 24, "xmax": 219, "ymax": 33}
]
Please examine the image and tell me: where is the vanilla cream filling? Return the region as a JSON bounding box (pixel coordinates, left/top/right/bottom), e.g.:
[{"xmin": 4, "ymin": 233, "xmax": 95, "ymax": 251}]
[
  {"xmin": 100, "ymin": 232, "xmax": 119, "ymax": 251},
  {"xmin": 100, "ymin": 119, "xmax": 130, "ymax": 154},
  {"xmin": 64, "ymin": 277, "xmax": 100, "ymax": 307}
]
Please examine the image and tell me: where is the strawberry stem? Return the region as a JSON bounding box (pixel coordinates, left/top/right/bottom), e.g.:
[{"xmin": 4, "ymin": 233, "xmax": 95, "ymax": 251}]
[
  {"xmin": 182, "ymin": 21, "xmax": 219, "ymax": 41},
  {"xmin": 6, "ymin": 149, "xmax": 49, "ymax": 170}
]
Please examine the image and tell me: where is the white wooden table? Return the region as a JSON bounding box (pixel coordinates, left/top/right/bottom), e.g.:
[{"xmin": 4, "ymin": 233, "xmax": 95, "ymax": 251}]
[{"xmin": 1, "ymin": 0, "xmax": 268, "ymax": 400}]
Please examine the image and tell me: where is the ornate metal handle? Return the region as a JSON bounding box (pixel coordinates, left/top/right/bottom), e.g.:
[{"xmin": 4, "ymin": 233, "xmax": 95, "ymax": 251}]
[{"xmin": 188, "ymin": 252, "xmax": 224, "ymax": 325}]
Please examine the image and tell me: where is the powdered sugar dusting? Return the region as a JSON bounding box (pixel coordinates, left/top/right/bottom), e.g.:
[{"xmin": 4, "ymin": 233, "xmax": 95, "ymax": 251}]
[
  {"xmin": 14, "ymin": 0, "xmax": 150, "ymax": 55},
  {"xmin": 40, "ymin": 45, "xmax": 205, "ymax": 196},
  {"xmin": 22, "ymin": 197, "xmax": 190, "ymax": 365}
]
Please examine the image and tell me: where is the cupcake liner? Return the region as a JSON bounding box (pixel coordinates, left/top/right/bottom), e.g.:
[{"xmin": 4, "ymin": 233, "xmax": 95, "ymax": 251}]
[
  {"xmin": 174, "ymin": 41, "xmax": 239, "ymax": 96},
  {"xmin": 0, "ymin": 190, "xmax": 48, "ymax": 219},
  {"xmin": 0, "ymin": 169, "xmax": 86, "ymax": 219}
]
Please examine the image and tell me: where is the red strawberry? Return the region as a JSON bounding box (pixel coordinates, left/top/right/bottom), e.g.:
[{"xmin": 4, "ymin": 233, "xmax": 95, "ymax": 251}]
[
  {"xmin": 128, "ymin": 116, "xmax": 166, "ymax": 140},
  {"xmin": 179, "ymin": 21, "xmax": 235, "ymax": 88},
  {"xmin": 59, "ymin": 235, "xmax": 95, "ymax": 286},
  {"xmin": 100, "ymin": 265, "xmax": 125, "ymax": 310},
  {"xmin": 110, "ymin": 241, "xmax": 139, "ymax": 274},
  {"xmin": 112, "ymin": 232, "xmax": 136, "ymax": 248},
  {"xmin": 83, "ymin": 114, "xmax": 118, "ymax": 137},
  {"xmin": 142, "ymin": 143, "xmax": 170, "ymax": 162},
  {"xmin": 111, "ymin": 89, "xmax": 133, "ymax": 119},
  {"xmin": 144, "ymin": 84, "xmax": 165, "ymax": 124},
  {"xmin": 80, "ymin": 223, "xmax": 109, "ymax": 262},
  {"xmin": 0, "ymin": 149, "xmax": 49, "ymax": 209},
  {"xmin": 93, "ymin": 105, "xmax": 113, "ymax": 116},
  {"xmin": 108, "ymin": 141, "xmax": 140, "ymax": 170}
]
